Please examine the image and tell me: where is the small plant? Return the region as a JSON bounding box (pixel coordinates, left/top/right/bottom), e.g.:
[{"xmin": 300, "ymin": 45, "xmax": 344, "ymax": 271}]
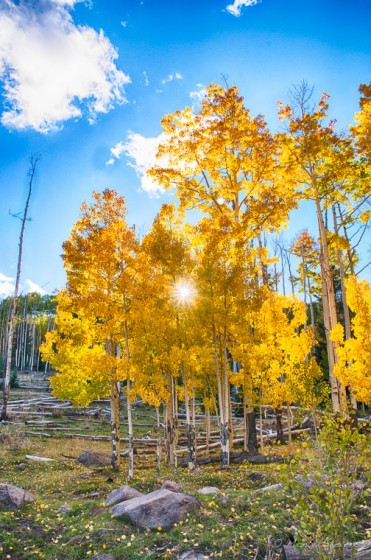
[
  {"xmin": 0, "ymin": 368, "xmax": 19, "ymax": 389},
  {"xmin": 291, "ymin": 415, "xmax": 369, "ymax": 560},
  {"xmin": 10, "ymin": 369, "xmax": 19, "ymax": 389}
]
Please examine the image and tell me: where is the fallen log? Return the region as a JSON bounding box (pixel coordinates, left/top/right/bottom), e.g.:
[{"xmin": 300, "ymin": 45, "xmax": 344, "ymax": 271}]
[
  {"xmin": 24, "ymin": 432, "xmax": 51, "ymax": 438},
  {"xmin": 25, "ymin": 455, "xmax": 55, "ymax": 462}
]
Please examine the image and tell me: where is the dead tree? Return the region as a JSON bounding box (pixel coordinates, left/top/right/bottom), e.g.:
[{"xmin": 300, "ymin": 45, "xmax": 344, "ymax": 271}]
[{"xmin": 1, "ymin": 154, "xmax": 41, "ymax": 421}]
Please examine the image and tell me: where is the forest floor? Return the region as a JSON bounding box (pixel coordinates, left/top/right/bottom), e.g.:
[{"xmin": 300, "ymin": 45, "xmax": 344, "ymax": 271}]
[{"xmin": 0, "ymin": 376, "xmax": 370, "ymax": 560}]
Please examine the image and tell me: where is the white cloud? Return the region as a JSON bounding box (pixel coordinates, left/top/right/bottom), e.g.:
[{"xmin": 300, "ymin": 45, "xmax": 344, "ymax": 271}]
[
  {"xmin": 0, "ymin": 272, "xmax": 15, "ymax": 298},
  {"xmin": 143, "ymin": 71, "xmax": 149, "ymax": 86},
  {"xmin": 107, "ymin": 132, "xmax": 165, "ymax": 195},
  {"xmin": 120, "ymin": 20, "xmax": 127, "ymax": 27},
  {"xmin": 161, "ymin": 72, "xmax": 183, "ymax": 85},
  {"xmin": 0, "ymin": 273, "xmax": 46, "ymax": 298},
  {"xmin": 106, "ymin": 140, "xmax": 126, "ymax": 164},
  {"xmin": 190, "ymin": 84, "xmax": 206, "ymax": 108},
  {"xmin": 0, "ymin": 1, "xmax": 130, "ymax": 132},
  {"xmin": 226, "ymin": 0, "xmax": 260, "ymax": 17},
  {"xmin": 24, "ymin": 279, "xmax": 46, "ymax": 295},
  {"xmin": 51, "ymin": 0, "xmax": 83, "ymax": 6}
]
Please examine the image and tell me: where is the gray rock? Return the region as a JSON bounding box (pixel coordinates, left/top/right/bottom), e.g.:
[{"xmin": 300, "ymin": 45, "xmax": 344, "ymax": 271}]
[
  {"xmin": 294, "ymin": 474, "xmax": 317, "ymax": 491},
  {"xmin": 219, "ymin": 495, "xmax": 231, "ymax": 507},
  {"xmin": 344, "ymin": 539, "xmax": 371, "ymax": 560},
  {"xmin": 57, "ymin": 504, "xmax": 72, "ymax": 514},
  {"xmin": 110, "ymin": 488, "xmax": 200, "ymax": 530},
  {"xmin": 254, "ymin": 483, "xmax": 283, "ymax": 493},
  {"xmin": 178, "ymin": 550, "xmax": 209, "ymax": 559},
  {"xmin": 161, "ymin": 479, "xmax": 183, "ymax": 493},
  {"xmin": 197, "ymin": 486, "xmax": 220, "ymax": 495},
  {"xmin": 77, "ymin": 451, "xmax": 111, "ymax": 468},
  {"xmin": 105, "ymin": 485, "xmax": 143, "ymax": 506},
  {"xmin": 282, "ymin": 544, "xmax": 310, "ymax": 559},
  {"xmin": 0, "ymin": 483, "xmax": 35, "ymax": 510},
  {"xmin": 92, "ymin": 555, "xmax": 115, "ymax": 560}
]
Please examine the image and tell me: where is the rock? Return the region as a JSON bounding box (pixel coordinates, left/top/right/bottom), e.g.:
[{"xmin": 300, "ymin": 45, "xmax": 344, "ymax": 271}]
[
  {"xmin": 254, "ymin": 483, "xmax": 283, "ymax": 493},
  {"xmin": 219, "ymin": 495, "xmax": 231, "ymax": 507},
  {"xmin": 77, "ymin": 451, "xmax": 111, "ymax": 468},
  {"xmin": 344, "ymin": 539, "xmax": 371, "ymax": 560},
  {"xmin": 105, "ymin": 485, "xmax": 143, "ymax": 506},
  {"xmin": 295, "ymin": 474, "xmax": 366, "ymax": 494},
  {"xmin": 92, "ymin": 555, "xmax": 115, "ymax": 560},
  {"xmin": 161, "ymin": 479, "xmax": 183, "ymax": 493},
  {"xmin": 17, "ymin": 463, "xmax": 27, "ymax": 470},
  {"xmin": 178, "ymin": 550, "xmax": 209, "ymax": 559},
  {"xmin": 294, "ymin": 474, "xmax": 317, "ymax": 491},
  {"xmin": 352, "ymin": 479, "xmax": 367, "ymax": 493},
  {"xmin": 0, "ymin": 483, "xmax": 35, "ymax": 510},
  {"xmin": 197, "ymin": 487, "xmax": 220, "ymax": 495},
  {"xmin": 57, "ymin": 504, "xmax": 72, "ymax": 514},
  {"xmin": 248, "ymin": 472, "xmax": 266, "ymax": 483},
  {"xmin": 282, "ymin": 544, "xmax": 310, "ymax": 559},
  {"xmin": 282, "ymin": 542, "xmax": 371, "ymax": 560},
  {"xmin": 110, "ymin": 488, "xmax": 200, "ymax": 530}
]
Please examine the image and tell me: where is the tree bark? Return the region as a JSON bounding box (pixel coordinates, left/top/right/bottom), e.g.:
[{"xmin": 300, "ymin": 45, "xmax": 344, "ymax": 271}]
[
  {"xmin": 182, "ymin": 364, "xmax": 195, "ymax": 471},
  {"xmin": 165, "ymin": 371, "xmax": 175, "ymax": 465},
  {"xmin": 315, "ymin": 196, "xmax": 347, "ymax": 414},
  {"xmin": 155, "ymin": 406, "xmax": 162, "ymax": 476},
  {"xmin": 333, "ymin": 206, "xmax": 357, "ymax": 411},
  {"xmin": 275, "ymin": 406, "xmax": 285, "ymax": 444},
  {"xmin": 110, "ymin": 379, "xmax": 120, "ymax": 471}
]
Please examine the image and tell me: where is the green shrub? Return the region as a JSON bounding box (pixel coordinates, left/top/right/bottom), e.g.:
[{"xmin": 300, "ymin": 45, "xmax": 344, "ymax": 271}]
[
  {"xmin": 290, "ymin": 415, "xmax": 369, "ymax": 560},
  {"xmin": 0, "ymin": 368, "xmax": 19, "ymax": 389}
]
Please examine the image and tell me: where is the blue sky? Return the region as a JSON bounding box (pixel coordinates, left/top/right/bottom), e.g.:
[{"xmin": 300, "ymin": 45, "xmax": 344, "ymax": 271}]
[{"xmin": 0, "ymin": 0, "xmax": 370, "ymax": 297}]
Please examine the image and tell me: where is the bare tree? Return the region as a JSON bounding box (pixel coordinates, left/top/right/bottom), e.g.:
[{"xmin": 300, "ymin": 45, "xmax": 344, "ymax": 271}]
[{"xmin": 1, "ymin": 154, "xmax": 41, "ymax": 420}]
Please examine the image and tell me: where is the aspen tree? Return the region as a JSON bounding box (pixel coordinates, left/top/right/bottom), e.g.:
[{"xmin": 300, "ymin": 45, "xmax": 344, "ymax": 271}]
[
  {"xmin": 139, "ymin": 204, "xmax": 195, "ymax": 467},
  {"xmin": 149, "ymin": 84, "xmax": 296, "ymax": 462},
  {"xmin": 290, "ymin": 231, "xmax": 319, "ymax": 334},
  {"xmin": 277, "ymin": 85, "xmax": 357, "ymax": 413},
  {"xmin": 331, "ymin": 276, "xmax": 371, "ymax": 404},
  {"xmin": 41, "ymin": 190, "xmax": 138, "ymax": 472}
]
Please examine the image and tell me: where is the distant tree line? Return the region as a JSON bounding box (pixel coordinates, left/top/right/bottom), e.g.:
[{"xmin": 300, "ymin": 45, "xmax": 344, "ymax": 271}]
[{"xmin": 0, "ymin": 293, "xmax": 56, "ymax": 376}]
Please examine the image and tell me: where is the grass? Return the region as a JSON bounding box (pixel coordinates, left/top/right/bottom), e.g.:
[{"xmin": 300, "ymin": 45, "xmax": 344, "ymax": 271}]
[{"xmin": 0, "ymin": 387, "xmax": 370, "ymax": 559}]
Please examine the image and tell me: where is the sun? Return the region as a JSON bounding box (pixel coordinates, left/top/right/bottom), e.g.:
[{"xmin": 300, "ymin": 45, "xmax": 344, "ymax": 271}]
[{"xmin": 174, "ymin": 280, "xmax": 195, "ymax": 305}]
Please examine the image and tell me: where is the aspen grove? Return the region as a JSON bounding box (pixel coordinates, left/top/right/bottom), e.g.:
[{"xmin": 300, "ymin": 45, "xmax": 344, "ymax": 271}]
[{"xmin": 39, "ymin": 83, "xmax": 371, "ymax": 474}]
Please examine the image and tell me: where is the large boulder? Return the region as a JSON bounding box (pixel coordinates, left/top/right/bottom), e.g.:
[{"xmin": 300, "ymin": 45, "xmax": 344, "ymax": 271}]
[
  {"xmin": 105, "ymin": 485, "xmax": 143, "ymax": 507},
  {"xmin": 77, "ymin": 451, "xmax": 111, "ymax": 468},
  {"xmin": 110, "ymin": 488, "xmax": 200, "ymax": 530},
  {"xmin": 0, "ymin": 483, "xmax": 35, "ymax": 510}
]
